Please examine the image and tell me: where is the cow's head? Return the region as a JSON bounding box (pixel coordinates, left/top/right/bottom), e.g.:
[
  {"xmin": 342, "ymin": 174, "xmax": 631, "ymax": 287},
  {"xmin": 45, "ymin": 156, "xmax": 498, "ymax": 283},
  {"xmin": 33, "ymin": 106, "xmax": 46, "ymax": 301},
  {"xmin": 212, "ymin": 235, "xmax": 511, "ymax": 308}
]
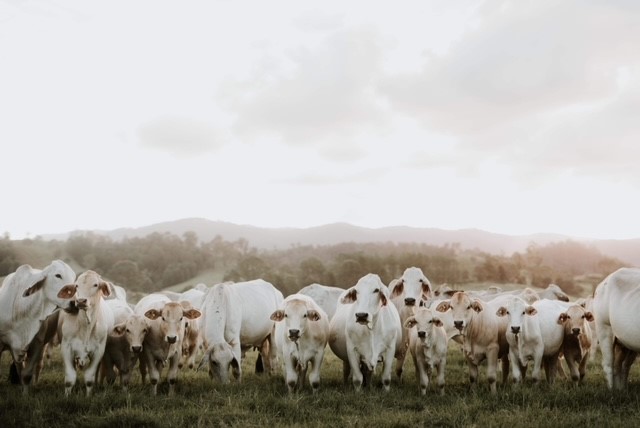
[
  {"xmin": 390, "ymin": 267, "xmax": 432, "ymax": 307},
  {"xmin": 271, "ymin": 298, "xmax": 322, "ymax": 342},
  {"xmin": 341, "ymin": 274, "xmax": 388, "ymax": 328},
  {"xmin": 113, "ymin": 314, "xmax": 150, "ymax": 353},
  {"xmin": 199, "ymin": 342, "xmax": 240, "ymax": 384},
  {"xmin": 496, "ymin": 297, "xmax": 537, "ymax": 336},
  {"xmin": 435, "ymin": 292, "xmax": 482, "ymax": 333},
  {"xmin": 404, "ymin": 307, "xmax": 442, "ymax": 341},
  {"xmin": 21, "ymin": 260, "xmax": 76, "ymax": 311},
  {"xmin": 144, "ymin": 301, "xmax": 201, "ymax": 344},
  {"xmin": 558, "ymin": 304, "xmax": 594, "ymax": 336},
  {"xmin": 56, "ymin": 270, "xmax": 110, "ymax": 311}
]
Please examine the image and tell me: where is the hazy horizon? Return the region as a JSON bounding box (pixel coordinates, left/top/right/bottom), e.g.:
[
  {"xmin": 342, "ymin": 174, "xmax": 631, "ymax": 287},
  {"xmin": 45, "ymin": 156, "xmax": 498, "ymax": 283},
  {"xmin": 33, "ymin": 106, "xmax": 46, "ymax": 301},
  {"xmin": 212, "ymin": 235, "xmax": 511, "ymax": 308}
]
[{"xmin": 2, "ymin": 1, "xmax": 639, "ymax": 241}]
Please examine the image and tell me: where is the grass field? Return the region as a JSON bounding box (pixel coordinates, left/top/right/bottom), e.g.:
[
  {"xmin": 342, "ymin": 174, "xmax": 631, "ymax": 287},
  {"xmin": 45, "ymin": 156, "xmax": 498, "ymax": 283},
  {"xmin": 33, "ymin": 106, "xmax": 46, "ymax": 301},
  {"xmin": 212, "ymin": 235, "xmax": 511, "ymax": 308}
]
[{"xmin": 3, "ymin": 344, "xmax": 640, "ymax": 428}]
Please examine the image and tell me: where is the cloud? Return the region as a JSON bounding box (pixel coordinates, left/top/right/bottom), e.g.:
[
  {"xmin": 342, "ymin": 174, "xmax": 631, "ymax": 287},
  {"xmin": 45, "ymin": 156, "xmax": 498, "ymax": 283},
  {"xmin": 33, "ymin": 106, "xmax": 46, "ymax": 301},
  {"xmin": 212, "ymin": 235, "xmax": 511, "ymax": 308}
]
[
  {"xmin": 220, "ymin": 28, "xmax": 388, "ymax": 153},
  {"xmin": 380, "ymin": 0, "xmax": 640, "ymax": 181},
  {"xmin": 137, "ymin": 116, "xmax": 223, "ymax": 157}
]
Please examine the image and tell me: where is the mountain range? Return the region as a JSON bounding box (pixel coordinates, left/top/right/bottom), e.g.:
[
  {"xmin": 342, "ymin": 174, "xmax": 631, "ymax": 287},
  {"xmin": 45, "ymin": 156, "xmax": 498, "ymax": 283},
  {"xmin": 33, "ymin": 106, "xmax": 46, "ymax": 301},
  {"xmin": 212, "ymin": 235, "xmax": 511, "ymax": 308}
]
[{"xmin": 42, "ymin": 218, "xmax": 640, "ymax": 266}]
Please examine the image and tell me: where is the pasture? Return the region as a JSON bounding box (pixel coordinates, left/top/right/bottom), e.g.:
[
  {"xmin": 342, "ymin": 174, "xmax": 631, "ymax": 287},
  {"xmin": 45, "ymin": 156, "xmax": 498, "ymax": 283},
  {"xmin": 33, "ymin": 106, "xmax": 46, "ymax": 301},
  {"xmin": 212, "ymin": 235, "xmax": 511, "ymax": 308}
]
[{"xmin": 3, "ymin": 345, "xmax": 640, "ymax": 427}]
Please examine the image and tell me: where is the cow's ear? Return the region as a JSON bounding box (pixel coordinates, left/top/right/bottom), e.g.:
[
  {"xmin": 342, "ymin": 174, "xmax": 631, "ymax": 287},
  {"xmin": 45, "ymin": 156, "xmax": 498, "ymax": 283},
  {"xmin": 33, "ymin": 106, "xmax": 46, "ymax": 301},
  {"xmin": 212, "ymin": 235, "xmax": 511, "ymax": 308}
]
[
  {"xmin": 390, "ymin": 279, "xmax": 404, "ymax": 299},
  {"xmin": 23, "ymin": 276, "xmax": 47, "ymax": 297},
  {"xmin": 112, "ymin": 323, "xmax": 126, "ymax": 336},
  {"xmin": 145, "ymin": 309, "xmax": 162, "ymax": 320},
  {"xmin": 558, "ymin": 313, "xmax": 568, "ymax": 324},
  {"xmin": 496, "ymin": 307, "xmax": 508, "ymax": 317},
  {"xmin": 57, "ymin": 284, "xmax": 77, "ymax": 299},
  {"xmin": 99, "ymin": 281, "xmax": 111, "ymax": 298},
  {"xmin": 270, "ymin": 310, "xmax": 285, "ymax": 322},
  {"xmin": 471, "ymin": 300, "xmax": 483, "ymax": 313},
  {"xmin": 341, "ymin": 288, "xmax": 357, "ymax": 304},
  {"xmin": 184, "ymin": 309, "xmax": 201, "ymax": 320},
  {"xmin": 230, "ymin": 356, "xmax": 240, "ymax": 372},
  {"xmin": 435, "ymin": 301, "xmax": 451, "ymax": 313},
  {"xmin": 379, "ymin": 290, "xmax": 388, "ymax": 306},
  {"xmin": 584, "ymin": 311, "xmax": 594, "ymax": 322},
  {"xmin": 525, "ymin": 306, "xmax": 537, "ymax": 316},
  {"xmin": 404, "ymin": 316, "xmax": 417, "ymax": 329},
  {"xmin": 421, "ymin": 280, "xmax": 431, "ymax": 300},
  {"xmin": 307, "ymin": 310, "xmax": 321, "ymax": 321}
]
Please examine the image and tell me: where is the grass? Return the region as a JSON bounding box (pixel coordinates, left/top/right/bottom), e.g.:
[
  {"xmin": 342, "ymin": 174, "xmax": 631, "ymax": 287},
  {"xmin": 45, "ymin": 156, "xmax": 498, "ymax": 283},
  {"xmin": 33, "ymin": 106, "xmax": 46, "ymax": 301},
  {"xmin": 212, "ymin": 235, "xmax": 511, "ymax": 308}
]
[{"xmin": 3, "ymin": 344, "xmax": 640, "ymax": 427}]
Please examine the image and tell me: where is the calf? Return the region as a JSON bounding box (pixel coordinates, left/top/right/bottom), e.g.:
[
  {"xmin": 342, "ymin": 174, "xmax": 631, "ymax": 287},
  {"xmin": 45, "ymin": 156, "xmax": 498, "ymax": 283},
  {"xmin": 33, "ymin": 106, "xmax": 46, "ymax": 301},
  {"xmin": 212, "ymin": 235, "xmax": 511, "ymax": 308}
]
[
  {"xmin": 404, "ymin": 307, "xmax": 448, "ymax": 395},
  {"xmin": 436, "ymin": 292, "xmax": 509, "ymax": 393},
  {"xmin": 298, "ymin": 283, "xmax": 345, "ymax": 320},
  {"xmin": 134, "ymin": 294, "xmax": 201, "ymax": 395},
  {"xmin": 329, "ymin": 274, "xmax": 402, "ymax": 392},
  {"xmin": 558, "ymin": 304, "xmax": 594, "ymax": 385},
  {"xmin": 100, "ymin": 314, "xmax": 149, "ymax": 390},
  {"xmin": 57, "ymin": 270, "xmax": 115, "ymax": 396},
  {"xmin": 271, "ymin": 294, "xmax": 329, "ymax": 393}
]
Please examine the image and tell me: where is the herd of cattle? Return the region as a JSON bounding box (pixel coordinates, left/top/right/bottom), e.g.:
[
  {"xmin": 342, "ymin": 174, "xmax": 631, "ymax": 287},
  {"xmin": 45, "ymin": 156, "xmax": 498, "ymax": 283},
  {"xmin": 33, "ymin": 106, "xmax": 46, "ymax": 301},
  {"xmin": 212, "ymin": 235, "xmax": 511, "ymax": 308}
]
[{"xmin": 1, "ymin": 260, "xmax": 640, "ymax": 396}]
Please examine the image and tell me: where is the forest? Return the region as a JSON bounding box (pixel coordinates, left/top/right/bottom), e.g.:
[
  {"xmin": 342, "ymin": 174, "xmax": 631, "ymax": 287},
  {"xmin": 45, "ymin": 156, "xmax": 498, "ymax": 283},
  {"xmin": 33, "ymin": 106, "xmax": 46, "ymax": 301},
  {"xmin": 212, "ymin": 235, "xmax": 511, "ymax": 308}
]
[{"xmin": 0, "ymin": 230, "xmax": 624, "ymax": 298}]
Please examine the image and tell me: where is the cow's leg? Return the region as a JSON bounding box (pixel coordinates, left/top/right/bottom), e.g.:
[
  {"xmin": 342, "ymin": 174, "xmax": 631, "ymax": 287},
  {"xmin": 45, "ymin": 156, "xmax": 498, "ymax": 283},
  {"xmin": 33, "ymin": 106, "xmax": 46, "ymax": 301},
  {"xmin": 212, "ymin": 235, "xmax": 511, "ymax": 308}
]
[
  {"xmin": 621, "ymin": 349, "xmax": 637, "ymax": 386},
  {"xmin": 395, "ymin": 339, "xmax": 407, "ymax": 380},
  {"xmin": 486, "ymin": 346, "xmax": 499, "ymax": 394},
  {"xmin": 468, "ymin": 361, "xmax": 479, "ymax": 391},
  {"xmin": 138, "ymin": 354, "xmax": 148, "ymax": 384},
  {"xmin": 347, "ymin": 348, "xmax": 363, "ymax": 391},
  {"xmin": 436, "ymin": 359, "xmax": 446, "ymax": 396},
  {"xmin": 146, "ymin": 355, "xmax": 160, "ymax": 396},
  {"xmin": 578, "ymin": 353, "xmax": 590, "ymax": 384},
  {"xmin": 544, "ymin": 354, "xmax": 559, "ymax": 385},
  {"xmin": 381, "ymin": 346, "xmax": 395, "ymax": 392},
  {"xmin": 597, "ymin": 320, "xmax": 615, "ymax": 389},
  {"xmin": 308, "ymin": 350, "xmax": 324, "ymax": 394},
  {"xmin": 508, "ymin": 348, "xmax": 522, "ymax": 385},
  {"xmin": 284, "ymin": 356, "xmax": 298, "ymax": 394},
  {"xmin": 564, "ymin": 350, "xmax": 580, "ymax": 386},
  {"xmin": 342, "ymin": 360, "xmax": 350, "ymax": 385},
  {"xmin": 84, "ymin": 344, "xmax": 105, "ymax": 397},
  {"xmin": 260, "ymin": 335, "xmax": 274, "ymax": 376},
  {"xmin": 501, "ymin": 356, "xmax": 510, "ymax": 385},
  {"xmin": 531, "ymin": 347, "xmax": 544, "ymax": 384},
  {"xmin": 167, "ymin": 353, "xmax": 181, "ymax": 396},
  {"xmin": 417, "ymin": 358, "xmax": 428, "ymax": 396},
  {"xmin": 231, "ymin": 343, "xmax": 243, "ymax": 382},
  {"xmin": 61, "ymin": 345, "xmax": 76, "ymax": 397}
]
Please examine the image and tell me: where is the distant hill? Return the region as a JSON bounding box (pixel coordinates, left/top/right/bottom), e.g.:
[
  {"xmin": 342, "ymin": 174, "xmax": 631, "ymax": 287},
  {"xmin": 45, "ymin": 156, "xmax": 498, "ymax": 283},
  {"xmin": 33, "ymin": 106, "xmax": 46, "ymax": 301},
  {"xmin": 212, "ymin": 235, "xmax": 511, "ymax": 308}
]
[{"xmin": 41, "ymin": 217, "xmax": 640, "ymax": 266}]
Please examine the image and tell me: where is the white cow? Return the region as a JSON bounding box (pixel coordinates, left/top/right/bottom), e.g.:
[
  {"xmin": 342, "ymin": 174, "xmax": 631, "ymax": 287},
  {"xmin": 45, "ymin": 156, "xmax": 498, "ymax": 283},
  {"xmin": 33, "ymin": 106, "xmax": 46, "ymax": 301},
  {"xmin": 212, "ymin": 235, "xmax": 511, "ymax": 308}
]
[
  {"xmin": 0, "ymin": 260, "xmax": 76, "ymax": 390},
  {"xmin": 134, "ymin": 293, "xmax": 201, "ymax": 395},
  {"xmin": 57, "ymin": 270, "xmax": 115, "ymax": 396},
  {"xmin": 329, "ymin": 274, "xmax": 402, "ymax": 392},
  {"xmin": 298, "ymin": 283, "xmax": 345, "ymax": 320},
  {"xmin": 389, "ymin": 267, "xmax": 433, "ymax": 379},
  {"xmin": 593, "ymin": 268, "xmax": 640, "ymax": 389},
  {"xmin": 404, "ymin": 306, "xmax": 448, "ymax": 395},
  {"xmin": 495, "ymin": 298, "xmax": 566, "ymax": 385},
  {"xmin": 436, "ymin": 292, "xmax": 509, "ymax": 394},
  {"xmin": 270, "ymin": 294, "xmax": 329, "ymax": 393},
  {"xmin": 199, "ymin": 279, "xmax": 283, "ymax": 383}
]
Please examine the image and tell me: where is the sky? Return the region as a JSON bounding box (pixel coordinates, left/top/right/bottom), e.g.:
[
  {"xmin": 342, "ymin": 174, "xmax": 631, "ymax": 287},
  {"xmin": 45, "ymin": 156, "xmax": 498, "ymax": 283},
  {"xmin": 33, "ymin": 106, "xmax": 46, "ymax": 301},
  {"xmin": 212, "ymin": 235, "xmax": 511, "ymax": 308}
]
[{"xmin": 1, "ymin": 0, "xmax": 639, "ymax": 240}]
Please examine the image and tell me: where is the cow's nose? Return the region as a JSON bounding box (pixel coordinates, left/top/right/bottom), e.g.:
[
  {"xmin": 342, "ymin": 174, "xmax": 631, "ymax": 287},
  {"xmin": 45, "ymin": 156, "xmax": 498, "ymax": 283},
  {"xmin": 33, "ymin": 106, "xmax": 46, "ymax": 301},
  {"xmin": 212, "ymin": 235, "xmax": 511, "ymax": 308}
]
[
  {"xmin": 511, "ymin": 326, "xmax": 521, "ymax": 334},
  {"xmin": 454, "ymin": 320, "xmax": 463, "ymax": 329},
  {"xmin": 404, "ymin": 297, "xmax": 416, "ymax": 306},
  {"xmin": 131, "ymin": 346, "xmax": 142, "ymax": 353},
  {"xmin": 166, "ymin": 335, "xmax": 177, "ymax": 344},
  {"xmin": 76, "ymin": 298, "xmax": 87, "ymax": 307},
  {"xmin": 572, "ymin": 328, "xmax": 581, "ymax": 336},
  {"xmin": 355, "ymin": 312, "xmax": 368, "ymax": 321},
  {"xmin": 417, "ymin": 331, "xmax": 426, "ymax": 339},
  {"xmin": 288, "ymin": 329, "xmax": 300, "ymax": 338}
]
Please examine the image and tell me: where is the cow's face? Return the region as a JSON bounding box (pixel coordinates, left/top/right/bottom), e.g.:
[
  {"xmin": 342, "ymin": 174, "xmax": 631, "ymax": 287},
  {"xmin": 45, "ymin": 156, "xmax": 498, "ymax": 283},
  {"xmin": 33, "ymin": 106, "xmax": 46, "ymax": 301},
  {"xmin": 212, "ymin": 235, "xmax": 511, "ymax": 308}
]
[
  {"xmin": 207, "ymin": 343, "xmax": 239, "ymax": 384},
  {"xmin": 404, "ymin": 307, "xmax": 442, "ymax": 341},
  {"xmin": 144, "ymin": 302, "xmax": 201, "ymax": 344},
  {"xmin": 56, "ymin": 270, "xmax": 110, "ymax": 311},
  {"xmin": 390, "ymin": 267, "xmax": 432, "ymax": 308},
  {"xmin": 496, "ymin": 298, "xmax": 537, "ymax": 335},
  {"xmin": 113, "ymin": 315, "xmax": 149, "ymax": 353},
  {"xmin": 435, "ymin": 292, "xmax": 482, "ymax": 333},
  {"xmin": 341, "ymin": 274, "xmax": 388, "ymax": 328},
  {"xmin": 271, "ymin": 299, "xmax": 321, "ymax": 342},
  {"xmin": 22, "ymin": 260, "xmax": 76, "ymax": 310},
  {"xmin": 558, "ymin": 305, "xmax": 594, "ymax": 336}
]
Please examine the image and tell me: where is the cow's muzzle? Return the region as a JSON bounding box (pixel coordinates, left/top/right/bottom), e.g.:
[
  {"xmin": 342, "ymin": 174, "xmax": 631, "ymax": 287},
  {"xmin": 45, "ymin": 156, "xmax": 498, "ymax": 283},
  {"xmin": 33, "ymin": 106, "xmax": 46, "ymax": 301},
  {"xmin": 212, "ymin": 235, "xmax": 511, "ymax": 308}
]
[
  {"xmin": 131, "ymin": 346, "xmax": 143, "ymax": 353},
  {"xmin": 454, "ymin": 320, "xmax": 464, "ymax": 331},
  {"xmin": 166, "ymin": 335, "xmax": 177, "ymax": 344},
  {"xmin": 75, "ymin": 299, "xmax": 88, "ymax": 310},
  {"xmin": 572, "ymin": 328, "xmax": 581, "ymax": 336},
  {"xmin": 511, "ymin": 326, "xmax": 521, "ymax": 335},
  {"xmin": 404, "ymin": 297, "xmax": 416, "ymax": 306},
  {"xmin": 355, "ymin": 313, "xmax": 369, "ymax": 325},
  {"xmin": 288, "ymin": 329, "xmax": 300, "ymax": 341},
  {"xmin": 417, "ymin": 331, "xmax": 426, "ymax": 339}
]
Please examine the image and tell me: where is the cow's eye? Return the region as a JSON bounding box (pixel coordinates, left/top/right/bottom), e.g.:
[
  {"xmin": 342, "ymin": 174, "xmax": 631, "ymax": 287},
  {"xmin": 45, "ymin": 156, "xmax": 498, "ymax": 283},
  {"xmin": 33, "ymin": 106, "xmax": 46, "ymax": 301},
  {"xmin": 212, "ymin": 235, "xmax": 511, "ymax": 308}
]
[
  {"xmin": 162, "ymin": 317, "xmax": 166, "ymax": 321},
  {"xmin": 180, "ymin": 317, "xmax": 183, "ymax": 321},
  {"xmin": 428, "ymin": 319, "xmax": 433, "ymax": 323},
  {"xmin": 55, "ymin": 274, "xmax": 62, "ymax": 279},
  {"xmin": 522, "ymin": 311, "xmax": 525, "ymax": 315},
  {"xmin": 126, "ymin": 329, "xmax": 130, "ymax": 333},
  {"xmin": 373, "ymin": 289, "xmax": 379, "ymax": 293},
  {"xmin": 284, "ymin": 314, "xmax": 288, "ymax": 318},
  {"xmin": 93, "ymin": 283, "xmax": 98, "ymax": 287},
  {"xmin": 467, "ymin": 305, "xmax": 471, "ymax": 310},
  {"xmin": 303, "ymin": 313, "xmax": 307, "ymax": 318}
]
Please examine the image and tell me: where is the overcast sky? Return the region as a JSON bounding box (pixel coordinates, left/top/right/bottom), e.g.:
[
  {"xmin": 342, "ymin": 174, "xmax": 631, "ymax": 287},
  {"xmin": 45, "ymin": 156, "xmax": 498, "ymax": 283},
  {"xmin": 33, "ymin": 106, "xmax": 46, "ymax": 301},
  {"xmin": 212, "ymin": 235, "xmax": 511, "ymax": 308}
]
[{"xmin": 1, "ymin": 0, "xmax": 639, "ymax": 240}]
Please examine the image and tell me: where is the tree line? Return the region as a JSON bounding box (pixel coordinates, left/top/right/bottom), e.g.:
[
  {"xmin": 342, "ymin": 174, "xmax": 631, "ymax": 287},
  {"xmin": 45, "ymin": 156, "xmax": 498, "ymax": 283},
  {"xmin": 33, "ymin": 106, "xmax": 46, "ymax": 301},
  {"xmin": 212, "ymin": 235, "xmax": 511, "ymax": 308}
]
[{"xmin": 0, "ymin": 231, "xmax": 624, "ymax": 297}]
